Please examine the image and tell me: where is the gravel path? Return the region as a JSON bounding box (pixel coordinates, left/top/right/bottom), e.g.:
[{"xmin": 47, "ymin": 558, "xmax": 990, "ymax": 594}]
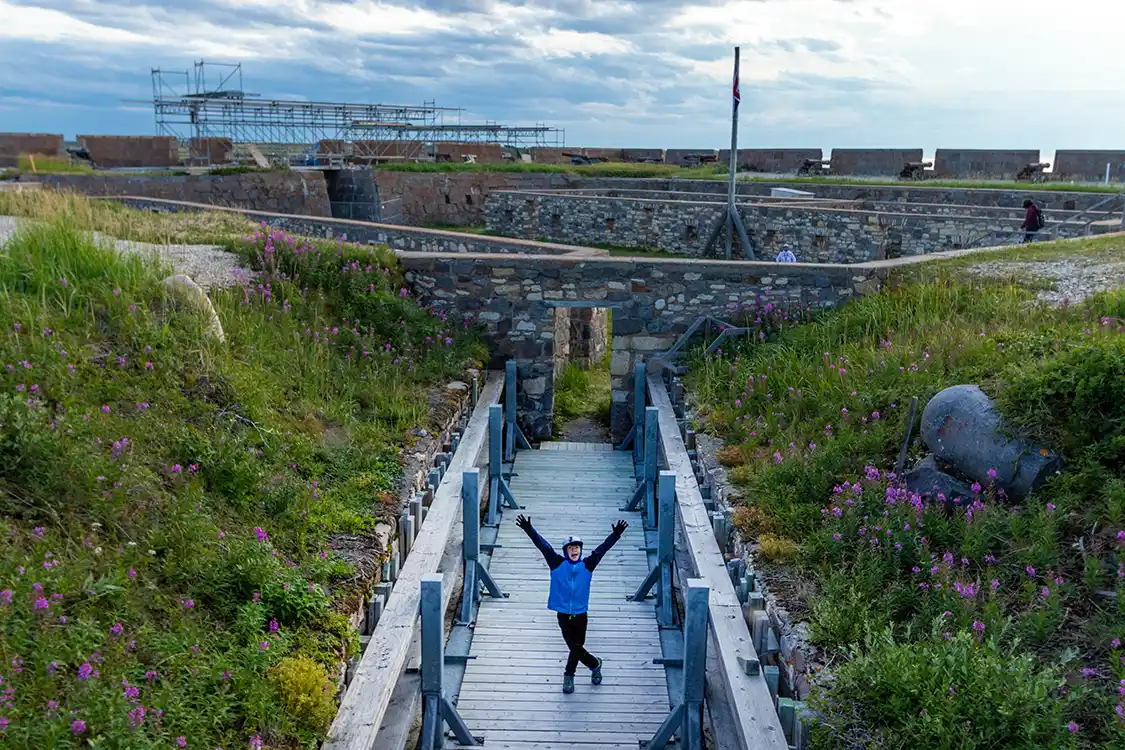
[
  {"xmin": 965, "ymin": 252, "xmax": 1125, "ymax": 305},
  {"xmin": 0, "ymin": 215, "xmax": 252, "ymax": 289}
]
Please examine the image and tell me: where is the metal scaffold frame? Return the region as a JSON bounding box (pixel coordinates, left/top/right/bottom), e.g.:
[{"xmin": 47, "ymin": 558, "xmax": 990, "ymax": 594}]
[{"xmin": 134, "ymin": 61, "xmax": 565, "ymax": 166}]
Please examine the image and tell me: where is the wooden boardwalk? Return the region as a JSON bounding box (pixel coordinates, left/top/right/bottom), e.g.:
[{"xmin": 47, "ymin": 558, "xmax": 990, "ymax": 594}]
[{"xmin": 452, "ymin": 442, "xmax": 672, "ymax": 749}]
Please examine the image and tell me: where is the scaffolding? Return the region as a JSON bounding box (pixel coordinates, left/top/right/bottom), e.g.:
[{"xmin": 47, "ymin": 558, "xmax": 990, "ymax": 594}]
[{"xmin": 137, "ymin": 61, "xmax": 565, "ymax": 166}]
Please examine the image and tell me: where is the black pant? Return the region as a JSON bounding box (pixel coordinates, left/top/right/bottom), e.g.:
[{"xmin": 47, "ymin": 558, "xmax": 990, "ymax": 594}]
[
  {"xmin": 557, "ymin": 612, "xmax": 599, "ymax": 675},
  {"xmin": 1023, "ymin": 230, "xmax": 1037, "ymax": 243}
]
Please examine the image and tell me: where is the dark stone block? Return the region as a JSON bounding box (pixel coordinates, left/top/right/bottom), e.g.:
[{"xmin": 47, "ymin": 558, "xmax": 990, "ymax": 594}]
[
  {"xmin": 612, "ymin": 317, "xmax": 644, "ymax": 336},
  {"xmin": 903, "ymin": 455, "xmax": 977, "ymax": 507}
]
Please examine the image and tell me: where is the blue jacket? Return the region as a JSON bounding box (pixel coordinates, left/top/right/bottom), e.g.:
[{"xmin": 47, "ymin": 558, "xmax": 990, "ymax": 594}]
[{"xmin": 521, "ymin": 524, "xmax": 622, "ymax": 615}]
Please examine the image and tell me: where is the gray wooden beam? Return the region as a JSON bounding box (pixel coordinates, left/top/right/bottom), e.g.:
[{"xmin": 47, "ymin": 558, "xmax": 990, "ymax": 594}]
[{"xmin": 323, "ymin": 372, "xmax": 504, "ymax": 750}]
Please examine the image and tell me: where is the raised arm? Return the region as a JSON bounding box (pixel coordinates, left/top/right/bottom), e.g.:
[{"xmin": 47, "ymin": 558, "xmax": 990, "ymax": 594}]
[
  {"xmin": 516, "ymin": 515, "xmax": 563, "ymax": 570},
  {"xmin": 585, "ymin": 520, "xmax": 628, "ymax": 572}
]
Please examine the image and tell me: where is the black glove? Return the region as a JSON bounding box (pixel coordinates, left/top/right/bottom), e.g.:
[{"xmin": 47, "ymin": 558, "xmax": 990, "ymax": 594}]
[
  {"xmin": 516, "ymin": 514, "xmax": 532, "ymax": 531},
  {"xmin": 612, "ymin": 519, "xmax": 628, "ymax": 536}
]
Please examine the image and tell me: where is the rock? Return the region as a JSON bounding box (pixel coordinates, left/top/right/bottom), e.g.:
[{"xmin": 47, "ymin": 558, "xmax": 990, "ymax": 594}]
[
  {"xmin": 445, "ymin": 381, "xmax": 469, "ymax": 392},
  {"xmin": 920, "ymin": 385, "xmax": 1062, "ymax": 498},
  {"xmin": 163, "ymin": 274, "xmax": 225, "ymax": 342},
  {"xmin": 903, "ymin": 455, "xmax": 977, "ymax": 507}
]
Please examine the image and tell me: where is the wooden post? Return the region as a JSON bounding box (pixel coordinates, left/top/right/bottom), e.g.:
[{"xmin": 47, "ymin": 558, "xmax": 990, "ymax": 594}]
[
  {"xmin": 644, "ymin": 579, "xmax": 709, "ymax": 750},
  {"xmin": 419, "ymin": 575, "xmax": 479, "ymax": 749}
]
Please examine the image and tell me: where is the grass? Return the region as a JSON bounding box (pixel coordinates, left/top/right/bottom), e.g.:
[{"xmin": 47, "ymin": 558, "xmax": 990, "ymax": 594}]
[
  {"xmin": 422, "ymin": 223, "xmax": 490, "ymax": 235},
  {"xmin": 16, "ymin": 154, "xmax": 94, "ymax": 175},
  {"xmin": 375, "ymin": 160, "xmax": 1125, "ymax": 193},
  {"xmin": 376, "ymin": 161, "xmax": 729, "ymax": 180},
  {"xmin": 552, "ymin": 341, "xmax": 612, "ymax": 434},
  {"xmin": 689, "ymin": 235, "xmax": 1125, "ymax": 748},
  {"xmin": 0, "ymin": 198, "xmax": 484, "ymax": 748},
  {"xmin": 0, "ymin": 189, "xmax": 256, "ymax": 246}
]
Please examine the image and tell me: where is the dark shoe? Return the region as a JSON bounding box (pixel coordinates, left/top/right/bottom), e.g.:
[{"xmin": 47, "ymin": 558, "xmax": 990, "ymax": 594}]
[
  {"xmin": 562, "ymin": 674, "xmax": 575, "ymax": 694},
  {"xmin": 591, "ymin": 659, "xmax": 603, "ymax": 685}
]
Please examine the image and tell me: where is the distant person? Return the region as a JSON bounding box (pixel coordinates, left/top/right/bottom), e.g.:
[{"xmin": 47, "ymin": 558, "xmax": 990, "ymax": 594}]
[
  {"xmin": 515, "ymin": 514, "xmax": 627, "ymax": 694},
  {"xmin": 775, "ymin": 247, "xmax": 797, "ymax": 262},
  {"xmin": 1021, "ymin": 199, "xmax": 1045, "ymax": 243}
]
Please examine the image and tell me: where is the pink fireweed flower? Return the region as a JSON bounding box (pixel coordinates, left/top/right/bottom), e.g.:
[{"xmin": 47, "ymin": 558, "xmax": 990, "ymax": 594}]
[
  {"xmin": 127, "ymin": 568, "xmax": 136, "ymax": 580},
  {"xmin": 170, "ymin": 464, "xmax": 182, "ymax": 473},
  {"xmin": 177, "ymin": 736, "xmax": 187, "ymax": 747},
  {"xmin": 254, "ymin": 527, "xmax": 268, "ymax": 542},
  {"xmin": 71, "ymin": 719, "xmax": 85, "ymax": 735},
  {"xmin": 987, "ymin": 468, "xmax": 997, "ymax": 478},
  {"xmin": 269, "ymin": 619, "xmax": 279, "ymax": 633},
  {"xmin": 77, "ymin": 663, "xmax": 94, "ymax": 680},
  {"xmin": 259, "ymin": 640, "xmax": 270, "ymax": 652},
  {"xmin": 1067, "ymin": 722, "xmax": 1079, "ymax": 733},
  {"xmin": 182, "ymin": 599, "xmax": 194, "ymax": 609},
  {"xmin": 109, "ymin": 622, "xmax": 124, "ymax": 637},
  {"xmin": 972, "ymin": 620, "xmax": 985, "ymax": 633}
]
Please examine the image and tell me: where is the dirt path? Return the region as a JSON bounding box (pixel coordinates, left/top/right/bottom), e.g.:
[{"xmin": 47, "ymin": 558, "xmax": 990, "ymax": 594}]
[{"xmin": 554, "ymin": 415, "xmax": 611, "ymax": 443}]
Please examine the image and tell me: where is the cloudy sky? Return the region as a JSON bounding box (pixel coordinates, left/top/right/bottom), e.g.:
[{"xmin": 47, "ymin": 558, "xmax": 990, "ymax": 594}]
[{"xmin": 0, "ymin": 0, "xmax": 1120, "ymax": 156}]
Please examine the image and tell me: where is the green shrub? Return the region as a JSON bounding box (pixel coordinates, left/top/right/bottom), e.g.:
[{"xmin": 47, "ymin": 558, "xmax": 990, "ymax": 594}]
[
  {"xmin": 808, "ymin": 626, "xmax": 1080, "ymax": 749},
  {"xmin": 269, "ymin": 655, "xmax": 338, "ymax": 735}
]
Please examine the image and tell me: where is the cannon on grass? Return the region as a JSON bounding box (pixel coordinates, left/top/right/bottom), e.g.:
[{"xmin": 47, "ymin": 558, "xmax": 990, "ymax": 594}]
[
  {"xmin": 564, "ymin": 151, "xmax": 609, "ymax": 166},
  {"xmin": 796, "ymin": 158, "xmax": 830, "ymax": 176},
  {"xmin": 899, "ymin": 160, "xmax": 933, "ymax": 180},
  {"xmin": 1016, "ymin": 162, "xmax": 1050, "ymax": 182}
]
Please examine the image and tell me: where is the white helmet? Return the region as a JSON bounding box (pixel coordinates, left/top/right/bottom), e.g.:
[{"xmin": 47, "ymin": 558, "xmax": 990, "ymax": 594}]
[{"xmin": 563, "ymin": 535, "xmax": 583, "ymax": 549}]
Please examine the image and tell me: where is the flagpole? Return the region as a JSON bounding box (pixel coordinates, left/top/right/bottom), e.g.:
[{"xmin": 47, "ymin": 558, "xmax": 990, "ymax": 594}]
[{"xmin": 726, "ymin": 46, "xmax": 740, "ymax": 260}]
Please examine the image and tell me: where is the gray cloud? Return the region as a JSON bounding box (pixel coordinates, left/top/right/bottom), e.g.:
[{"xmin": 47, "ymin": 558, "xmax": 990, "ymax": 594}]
[{"xmin": 0, "ymin": 0, "xmax": 1119, "ymax": 152}]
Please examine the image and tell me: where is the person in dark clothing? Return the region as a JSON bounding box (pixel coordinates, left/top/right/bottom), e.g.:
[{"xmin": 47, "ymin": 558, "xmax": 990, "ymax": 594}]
[
  {"xmin": 515, "ymin": 514, "xmax": 628, "ymax": 694},
  {"xmin": 1021, "ymin": 199, "xmax": 1043, "ymax": 243}
]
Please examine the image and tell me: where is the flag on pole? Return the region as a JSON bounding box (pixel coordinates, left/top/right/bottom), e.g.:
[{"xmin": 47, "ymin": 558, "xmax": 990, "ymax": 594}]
[{"xmin": 733, "ymin": 70, "xmax": 740, "ymax": 108}]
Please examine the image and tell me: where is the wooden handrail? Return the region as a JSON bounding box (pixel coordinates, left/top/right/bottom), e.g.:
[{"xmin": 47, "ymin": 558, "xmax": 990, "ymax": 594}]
[
  {"xmin": 648, "ymin": 374, "xmax": 789, "ymax": 750},
  {"xmin": 323, "ymin": 373, "xmax": 503, "ymax": 750}
]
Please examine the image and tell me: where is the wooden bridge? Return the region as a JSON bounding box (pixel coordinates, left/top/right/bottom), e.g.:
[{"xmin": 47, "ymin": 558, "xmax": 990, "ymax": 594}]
[{"xmin": 324, "ymin": 362, "xmax": 801, "ymax": 750}]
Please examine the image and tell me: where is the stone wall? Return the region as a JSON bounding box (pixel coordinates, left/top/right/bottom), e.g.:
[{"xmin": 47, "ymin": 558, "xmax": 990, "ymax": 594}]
[
  {"xmin": 719, "ymin": 149, "xmax": 822, "ymax": 173},
  {"xmin": 0, "ymin": 133, "xmax": 63, "ymax": 167},
  {"xmin": 485, "ymin": 191, "xmax": 1094, "ymax": 263},
  {"xmin": 1053, "ymin": 150, "xmax": 1125, "ymax": 182},
  {"xmin": 189, "ymin": 138, "xmax": 234, "ymax": 164},
  {"xmin": 830, "ymin": 149, "xmax": 924, "ymax": 176},
  {"xmin": 665, "ymin": 149, "xmax": 718, "ymax": 167},
  {"xmin": 933, "ymin": 149, "xmax": 1039, "ymax": 179},
  {"xmin": 436, "ymin": 142, "xmax": 505, "ymax": 163},
  {"xmin": 43, "ymin": 171, "xmax": 333, "ymax": 216},
  {"xmin": 108, "ymin": 196, "xmax": 597, "ymax": 256},
  {"xmin": 373, "ymin": 169, "xmax": 579, "ymax": 226},
  {"xmin": 400, "ymin": 251, "xmax": 877, "ymax": 439},
  {"xmin": 324, "ymin": 169, "xmax": 381, "ymax": 221},
  {"xmin": 77, "ymin": 135, "xmax": 178, "ymax": 168},
  {"xmin": 571, "ymin": 307, "xmax": 609, "ymax": 368},
  {"xmin": 372, "ymin": 172, "xmax": 1122, "ymax": 230}
]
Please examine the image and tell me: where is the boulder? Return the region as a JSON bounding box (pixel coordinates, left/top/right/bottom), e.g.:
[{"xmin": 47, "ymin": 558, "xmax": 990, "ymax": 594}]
[
  {"xmin": 920, "ymin": 384, "xmax": 1062, "ymax": 499},
  {"xmin": 903, "ymin": 455, "xmax": 978, "ymax": 511},
  {"xmin": 163, "ymin": 274, "xmax": 225, "ymax": 343}
]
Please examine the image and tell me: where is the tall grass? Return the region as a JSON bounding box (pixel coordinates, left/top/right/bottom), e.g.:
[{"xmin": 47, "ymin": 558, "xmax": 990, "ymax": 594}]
[
  {"xmin": 690, "ymin": 256, "xmax": 1125, "ymax": 747},
  {"xmin": 552, "ymin": 356, "xmax": 612, "ymax": 433},
  {"xmin": 0, "ymin": 189, "xmax": 255, "ymax": 245},
  {"xmin": 16, "ymin": 154, "xmax": 94, "ymax": 175},
  {"xmin": 0, "ymin": 214, "xmax": 483, "ymax": 747}
]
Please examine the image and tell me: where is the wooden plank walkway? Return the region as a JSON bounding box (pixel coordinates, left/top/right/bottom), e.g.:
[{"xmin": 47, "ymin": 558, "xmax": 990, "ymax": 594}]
[{"xmin": 452, "ymin": 442, "xmax": 672, "ymax": 749}]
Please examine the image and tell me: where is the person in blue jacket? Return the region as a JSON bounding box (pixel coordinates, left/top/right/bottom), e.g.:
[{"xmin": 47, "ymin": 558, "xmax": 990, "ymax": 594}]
[{"xmin": 515, "ymin": 514, "xmax": 628, "ymax": 694}]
